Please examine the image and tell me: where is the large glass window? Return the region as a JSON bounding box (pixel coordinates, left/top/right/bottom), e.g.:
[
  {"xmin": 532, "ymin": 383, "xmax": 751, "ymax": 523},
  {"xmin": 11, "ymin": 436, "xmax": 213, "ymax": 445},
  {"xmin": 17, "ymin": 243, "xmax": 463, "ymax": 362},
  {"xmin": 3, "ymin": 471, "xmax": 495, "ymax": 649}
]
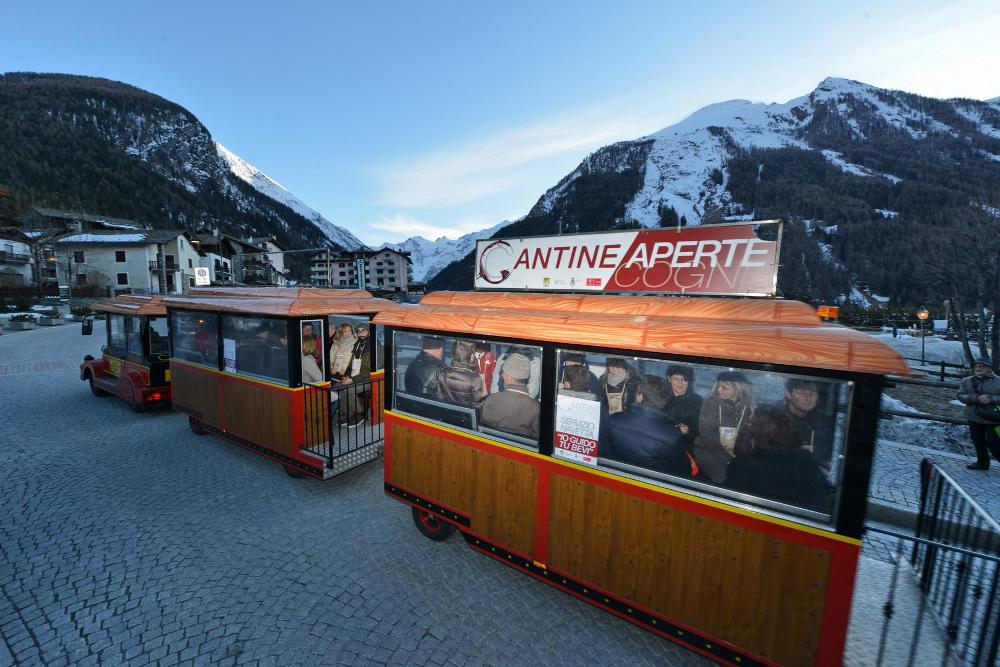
[
  {"xmin": 148, "ymin": 317, "xmax": 170, "ymax": 356},
  {"xmin": 221, "ymin": 315, "xmax": 289, "ymax": 384},
  {"xmin": 170, "ymin": 311, "xmax": 219, "ymax": 367},
  {"xmin": 392, "ymin": 331, "xmax": 542, "ymax": 449},
  {"xmin": 127, "ymin": 318, "xmax": 143, "ymax": 356},
  {"xmin": 108, "ymin": 315, "xmax": 127, "ymax": 353},
  {"xmin": 553, "ymin": 349, "xmax": 850, "ymax": 522}
]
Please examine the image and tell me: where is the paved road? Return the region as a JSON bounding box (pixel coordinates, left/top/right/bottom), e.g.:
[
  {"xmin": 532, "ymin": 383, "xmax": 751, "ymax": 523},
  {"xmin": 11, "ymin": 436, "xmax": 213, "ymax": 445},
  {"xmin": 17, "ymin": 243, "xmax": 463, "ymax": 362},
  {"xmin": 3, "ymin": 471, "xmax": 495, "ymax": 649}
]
[{"xmin": 0, "ymin": 322, "xmax": 710, "ymax": 667}]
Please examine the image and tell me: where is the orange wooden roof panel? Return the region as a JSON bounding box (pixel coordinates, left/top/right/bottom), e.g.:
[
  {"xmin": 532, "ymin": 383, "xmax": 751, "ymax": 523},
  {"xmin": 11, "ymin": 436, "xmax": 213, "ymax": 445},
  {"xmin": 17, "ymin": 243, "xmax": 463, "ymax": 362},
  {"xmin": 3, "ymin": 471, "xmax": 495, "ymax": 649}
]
[
  {"xmin": 375, "ymin": 293, "xmax": 913, "ymax": 376},
  {"xmin": 189, "ymin": 287, "xmax": 373, "ymax": 300},
  {"xmin": 419, "ymin": 291, "xmax": 820, "ymax": 326},
  {"xmin": 91, "ymin": 295, "xmax": 168, "ymax": 316},
  {"xmin": 163, "ymin": 292, "xmax": 398, "ymax": 317}
]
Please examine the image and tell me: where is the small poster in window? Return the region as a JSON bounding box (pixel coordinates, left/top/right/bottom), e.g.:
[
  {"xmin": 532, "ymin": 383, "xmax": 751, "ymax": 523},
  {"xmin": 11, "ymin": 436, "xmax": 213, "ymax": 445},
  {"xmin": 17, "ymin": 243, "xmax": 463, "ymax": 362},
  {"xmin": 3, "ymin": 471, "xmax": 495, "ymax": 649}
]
[
  {"xmin": 223, "ymin": 338, "xmax": 237, "ymax": 373},
  {"xmin": 554, "ymin": 394, "xmax": 601, "ymax": 466}
]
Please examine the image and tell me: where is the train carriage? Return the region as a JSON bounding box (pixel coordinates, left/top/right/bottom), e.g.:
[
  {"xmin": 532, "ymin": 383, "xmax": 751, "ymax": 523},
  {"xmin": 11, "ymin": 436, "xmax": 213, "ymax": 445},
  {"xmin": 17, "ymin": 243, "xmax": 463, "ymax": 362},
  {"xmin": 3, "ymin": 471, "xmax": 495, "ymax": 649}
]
[
  {"xmin": 80, "ymin": 294, "xmax": 172, "ymax": 411},
  {"xmin": 163, "ymin": 288, "xmax": 395, "ymax": 479},
  {"xmin": 375, "ymin": 290, "xmax": 913, "ymax": 667}
]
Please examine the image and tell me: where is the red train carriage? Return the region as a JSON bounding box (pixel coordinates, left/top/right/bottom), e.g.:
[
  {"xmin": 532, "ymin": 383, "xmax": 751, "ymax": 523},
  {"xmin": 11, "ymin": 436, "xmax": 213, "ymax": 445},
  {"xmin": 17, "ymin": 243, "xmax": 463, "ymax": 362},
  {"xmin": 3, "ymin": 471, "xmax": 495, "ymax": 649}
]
[
  {"xmin": 375, "ymin": 291, "xmax": 913, "ymax": 667},
  {"xmin": 163, "ymin": 288, "xmax": 395, "ymax": 479},
  {"xmin": 80, "ymin": 295, "xmax": 171, "ymax": 411}
]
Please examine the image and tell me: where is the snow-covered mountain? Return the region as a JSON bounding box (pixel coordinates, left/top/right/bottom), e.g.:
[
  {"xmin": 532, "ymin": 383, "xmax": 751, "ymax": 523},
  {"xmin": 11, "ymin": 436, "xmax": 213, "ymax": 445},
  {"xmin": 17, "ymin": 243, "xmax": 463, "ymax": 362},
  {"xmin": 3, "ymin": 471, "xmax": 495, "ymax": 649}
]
[
  {"xmin": 390, "ymin": 220, "xmax": 510, "ymax": 282},
  {"xmin": 430, "ymin": 77, "xmax": 1000, "ymax": 305},
  {"xmin": 216, "ymin": 143, "xmax": 364, "ymax": 250}
]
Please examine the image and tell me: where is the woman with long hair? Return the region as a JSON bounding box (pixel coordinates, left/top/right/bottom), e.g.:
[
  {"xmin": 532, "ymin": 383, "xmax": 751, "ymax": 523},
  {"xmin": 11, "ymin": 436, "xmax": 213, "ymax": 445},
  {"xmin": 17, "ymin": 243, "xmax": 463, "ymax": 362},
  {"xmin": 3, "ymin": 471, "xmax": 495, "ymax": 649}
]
[
  {"xmin": 330, "ymin": 322, "xmax": 357, "ymax": 380},
  {"xmin": 691, "ymin": 370, "xmax": 755, "ymax": 484}
]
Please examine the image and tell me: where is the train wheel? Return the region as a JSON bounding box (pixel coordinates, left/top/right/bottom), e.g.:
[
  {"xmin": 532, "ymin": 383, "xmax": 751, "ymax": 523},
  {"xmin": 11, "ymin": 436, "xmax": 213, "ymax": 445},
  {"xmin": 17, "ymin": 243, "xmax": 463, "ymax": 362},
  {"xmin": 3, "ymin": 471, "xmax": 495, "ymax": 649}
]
[
  {"xmin": 188, "ymin": 416, "xmax": 206, "ymax": 435},
  {"xmin": 411, "ymin": 507, "xmax": 455, "ymax": 541},
  {"xmin": 282, "ymin": 465, "xmax": 304, "ymax": 479},
  {"xmin": 88, "ymin": 375, "xmax": 109, "ymax": 397}
]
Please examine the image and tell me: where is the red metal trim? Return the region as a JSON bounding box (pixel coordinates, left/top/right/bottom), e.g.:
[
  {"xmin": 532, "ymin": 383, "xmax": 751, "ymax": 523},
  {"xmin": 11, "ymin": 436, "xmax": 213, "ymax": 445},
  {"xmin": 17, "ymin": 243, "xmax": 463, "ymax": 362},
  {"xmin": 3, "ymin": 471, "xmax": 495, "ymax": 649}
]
[
  {"xmin": 289, "ymin": 390, "xmax": 304, "ymax": 453},
  {"xmin": 534, "ymin": 468, "xmax": 551, "ymax": 564},
  {"xmin": 816, "ymin": 540, "xmax": 860, "ymax": 665}
]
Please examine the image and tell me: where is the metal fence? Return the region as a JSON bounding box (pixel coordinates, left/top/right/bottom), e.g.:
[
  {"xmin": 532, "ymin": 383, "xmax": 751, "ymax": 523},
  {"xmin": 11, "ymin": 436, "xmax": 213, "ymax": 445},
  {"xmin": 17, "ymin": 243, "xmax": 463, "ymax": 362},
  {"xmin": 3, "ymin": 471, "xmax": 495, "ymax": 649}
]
[
  {"xmin": 301, "ymin": 375, "xmax": 384, "ymax": 470},
  {"xmin": 859, "ymin": 460, "xmax": 1000, "ymax": 666}
]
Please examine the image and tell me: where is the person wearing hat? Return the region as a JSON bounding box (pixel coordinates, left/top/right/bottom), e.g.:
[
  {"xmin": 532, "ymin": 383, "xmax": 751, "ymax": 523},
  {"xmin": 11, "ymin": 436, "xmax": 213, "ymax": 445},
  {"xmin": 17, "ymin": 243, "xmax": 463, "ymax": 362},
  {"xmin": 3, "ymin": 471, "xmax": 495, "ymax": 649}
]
[
  {"xmin": 957, "ymin": 357, "xmax": 1000, "ymax": 470},
  {"xmin": 404, "ymin": 336, "xmax": 446, "ymax": 398},
  {"xmin": 437, "ymin": 339, "xmax": 487, "ymax": 410},
  {"xmin": 480, "ymin": 352, "xmax": 540, "ymax": 439},
  {"xmin": 599, "ymin": 357, "xmax": 641, "ymax": 415},
  {"xmin": 336, "ymin": 323, "xmax": 384, "ymax": 427},
  {"xmin": 663, "ymin": 365, "xmax": 703, "ymax": 447},
  {"xmin": 691, "ymin": 370, "xmax": 755, "ymax": 484},
  {"xmin": 780, "ymin": 378, "xmax": 835, "ymax": 467}
]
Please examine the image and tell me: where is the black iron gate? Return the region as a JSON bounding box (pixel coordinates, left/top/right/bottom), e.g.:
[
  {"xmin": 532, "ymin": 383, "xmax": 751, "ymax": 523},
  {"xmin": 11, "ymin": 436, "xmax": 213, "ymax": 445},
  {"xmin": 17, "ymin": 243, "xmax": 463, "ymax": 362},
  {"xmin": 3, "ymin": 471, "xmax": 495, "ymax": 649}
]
[{"xmin": 301, "ymin": 375, "xmax": 385, "ymax": 474}]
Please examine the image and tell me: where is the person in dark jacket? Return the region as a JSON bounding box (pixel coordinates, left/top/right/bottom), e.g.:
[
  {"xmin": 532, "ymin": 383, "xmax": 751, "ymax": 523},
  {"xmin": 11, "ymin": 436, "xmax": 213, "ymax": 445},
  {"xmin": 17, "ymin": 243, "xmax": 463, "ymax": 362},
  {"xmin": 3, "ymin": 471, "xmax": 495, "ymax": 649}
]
[
  {"xmin": 337, "ymin": 324, "xmax": 379, "ymax": 426},
  {"xmin": 404, "ymin": 336, "xmax": 445, "ymax": 398},
  {"xmin": 663, "ymin": 365, "xmax": 702, "ymax": 446},
  {"xmin": 957, "ymin": 357, "xmax": 1000, "ymax": 470},
  {"xmin": 561, "ymin": 353, "xmax": 601, "ymax": 396},
  {"xmin": 724, "ymin": 404, "xmax": 833, "ymax": 510},
  {"xmin": 481, "ymin": 353, "xmax": 540, "ymax": 439},
  {"xmin": 437, "ymin": 339, "xmax": 486, "ymax": 410},
  {"xmin": 607, "ymin": 376, "xmax": 689, "ymax": 476},
  {"xmin": 781, "ymin": 378, "xmax": 835, "ymax": 467},
  {"xmin": 600, "ymin": 357, "xmax": 640, "ymax": 415}
]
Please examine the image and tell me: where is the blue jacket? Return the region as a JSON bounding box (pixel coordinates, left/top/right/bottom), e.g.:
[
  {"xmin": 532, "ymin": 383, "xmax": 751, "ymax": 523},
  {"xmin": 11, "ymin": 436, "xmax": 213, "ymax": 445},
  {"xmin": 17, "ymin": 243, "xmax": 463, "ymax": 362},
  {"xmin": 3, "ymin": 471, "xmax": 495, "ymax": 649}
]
[{"xmin": 607, "ymin": 403, "xmax": 688, "ymax": 476}]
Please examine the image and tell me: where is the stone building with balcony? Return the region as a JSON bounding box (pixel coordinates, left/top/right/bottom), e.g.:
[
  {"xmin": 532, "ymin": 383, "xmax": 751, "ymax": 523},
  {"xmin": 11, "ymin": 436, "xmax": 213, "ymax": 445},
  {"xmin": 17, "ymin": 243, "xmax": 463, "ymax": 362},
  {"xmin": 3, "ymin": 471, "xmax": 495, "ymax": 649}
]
[
  {"xmin": 0, "ymin": 228, "xmax": 35, "ymax": 287},
  {"xmin": 310, "ymin": 246, "xmax": 413, "ymax": 292}
]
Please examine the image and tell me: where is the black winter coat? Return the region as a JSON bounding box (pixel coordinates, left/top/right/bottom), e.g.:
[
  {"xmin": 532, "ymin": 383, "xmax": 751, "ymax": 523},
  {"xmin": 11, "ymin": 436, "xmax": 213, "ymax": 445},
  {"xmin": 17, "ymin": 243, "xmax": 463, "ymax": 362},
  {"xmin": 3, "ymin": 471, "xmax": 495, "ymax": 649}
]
[
  {"xmin": 607, "ymin": 403, "xmax": 688, "ymax": 476},
  {"xmin": 404, "ymin": 352, "xmax": 445, "ymax": 398},
  {"xmin": 664, "ymin": 390, "xmax": 703, "ymax": 445}
]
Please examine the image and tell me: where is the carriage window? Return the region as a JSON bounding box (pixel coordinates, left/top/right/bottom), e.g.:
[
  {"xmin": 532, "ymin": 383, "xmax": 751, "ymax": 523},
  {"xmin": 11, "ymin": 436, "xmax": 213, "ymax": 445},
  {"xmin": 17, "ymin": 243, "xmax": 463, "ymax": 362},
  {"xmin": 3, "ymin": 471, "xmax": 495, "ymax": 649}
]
[
  {"xmin": 127, "ymin": 318, "xmax": 143, "ymax": 356},
  {"xmin": 108, "ymin": 315, "xmax": 127, "ymax": 353},
  {"xmin": 221, "ymin": 315, "xmax": 289, "ymax": 384},
  {"xmin": 148, "ymin": 317, "xmax": 170, "ymax": 355},
  {"xmin": 553, "ymin": 349, "xmax": 850, "ymax": 523},
  {"xmin": 170, "ymin": 311, "xmax": 219, "ymax": 368},
  {"xmin": 392, "ymin": 331, "xmax": 542, "ymax": 448}
]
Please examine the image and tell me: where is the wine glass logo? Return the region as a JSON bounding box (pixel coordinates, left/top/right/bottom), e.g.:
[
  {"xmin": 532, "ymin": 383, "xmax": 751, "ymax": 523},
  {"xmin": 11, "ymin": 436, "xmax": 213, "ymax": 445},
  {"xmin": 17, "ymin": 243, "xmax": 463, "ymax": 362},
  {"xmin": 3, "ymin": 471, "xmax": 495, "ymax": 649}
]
[{"xmin": 478, "ymin": 240, "xmax": 513, "ymax": 285}]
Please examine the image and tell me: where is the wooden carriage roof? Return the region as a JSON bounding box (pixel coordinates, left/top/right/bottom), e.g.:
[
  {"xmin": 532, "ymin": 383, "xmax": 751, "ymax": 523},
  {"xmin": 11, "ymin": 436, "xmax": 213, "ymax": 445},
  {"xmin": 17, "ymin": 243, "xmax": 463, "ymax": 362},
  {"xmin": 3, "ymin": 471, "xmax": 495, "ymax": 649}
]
[
  {"xmin": 91, "ymin": 295, "xmax": 168, "ymax": 316},
  {"xmin": 188, "ymin": 287, "xmax": 373, "ymax": 300},
  {"xmin": 162, "ymin": 291, "xmax": 397, "ymax": 317},
  {"xmin": 374, "ymin": 291, "xmax": 913, "ymax": 377}
]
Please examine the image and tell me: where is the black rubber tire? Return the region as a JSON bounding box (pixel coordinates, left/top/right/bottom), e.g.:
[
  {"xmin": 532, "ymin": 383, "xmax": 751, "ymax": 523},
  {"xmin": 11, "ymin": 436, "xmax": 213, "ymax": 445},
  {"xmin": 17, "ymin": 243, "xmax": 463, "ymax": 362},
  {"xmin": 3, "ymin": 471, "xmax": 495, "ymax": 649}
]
[
  {"xmin": 411, "ymin": 507, "xmax": 456, "ymax": 541},
  {"xmin": 188, "ymin": 416, "xmax": 206, "ymax": 435},
  {"xmin": 283, "ymin": 464, "xmax": 304, "ymax": 479},
  {"xmin": 88, "ymin": 375, "xmax": 109, "ymax": 397},
  {"xmin": 130, "ymin": 400, "xmax": 146, "ymax": 413}
]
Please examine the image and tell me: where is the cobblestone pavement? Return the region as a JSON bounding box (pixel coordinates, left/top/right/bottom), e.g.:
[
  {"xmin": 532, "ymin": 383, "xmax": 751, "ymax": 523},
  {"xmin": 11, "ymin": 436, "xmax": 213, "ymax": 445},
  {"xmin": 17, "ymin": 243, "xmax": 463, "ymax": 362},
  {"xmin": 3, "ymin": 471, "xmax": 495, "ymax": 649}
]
[{"xmin": 0, "ymin": 322, "xmax": 710, "ymax": 666}]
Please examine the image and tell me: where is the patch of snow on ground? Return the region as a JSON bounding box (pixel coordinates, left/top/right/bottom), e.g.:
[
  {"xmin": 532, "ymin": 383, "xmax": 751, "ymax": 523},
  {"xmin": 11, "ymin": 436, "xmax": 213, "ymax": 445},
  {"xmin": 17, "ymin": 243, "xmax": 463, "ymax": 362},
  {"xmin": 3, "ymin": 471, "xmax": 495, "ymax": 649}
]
[
  {"xmin": 953, "ymin": 105, "xmax": 1000, "ymax": 140},
  {"xmin": 973, "ymin": 202, "xmax": 1000, "ymax": 218},
  {"xmin": 874, "ymin": 209, "xmax": 899, "ymax": 218},
  {"xmin": 871, "ymin": 294, "xmax": 891, "ymax": 303}
]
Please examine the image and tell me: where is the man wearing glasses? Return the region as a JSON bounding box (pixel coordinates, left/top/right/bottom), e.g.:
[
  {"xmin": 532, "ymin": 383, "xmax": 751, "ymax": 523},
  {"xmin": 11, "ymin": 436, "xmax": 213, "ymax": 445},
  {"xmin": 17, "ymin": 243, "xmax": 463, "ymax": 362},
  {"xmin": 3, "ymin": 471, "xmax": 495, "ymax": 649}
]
[{"xmin": 782, "ymin": 378, "xmax": 835, "ymax": 467}]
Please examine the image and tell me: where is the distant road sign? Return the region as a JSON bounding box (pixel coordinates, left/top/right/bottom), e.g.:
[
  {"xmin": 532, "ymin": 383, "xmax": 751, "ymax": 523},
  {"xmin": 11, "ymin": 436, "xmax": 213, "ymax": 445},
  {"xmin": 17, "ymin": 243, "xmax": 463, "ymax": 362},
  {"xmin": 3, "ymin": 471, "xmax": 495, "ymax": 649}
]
[
  {"xmin": 194, "ymin": 267, "xmax": 210, "ymax": 286},
  {"xmin": 474, "ymin": 220, "xmax": 783, "ymax": 296}
]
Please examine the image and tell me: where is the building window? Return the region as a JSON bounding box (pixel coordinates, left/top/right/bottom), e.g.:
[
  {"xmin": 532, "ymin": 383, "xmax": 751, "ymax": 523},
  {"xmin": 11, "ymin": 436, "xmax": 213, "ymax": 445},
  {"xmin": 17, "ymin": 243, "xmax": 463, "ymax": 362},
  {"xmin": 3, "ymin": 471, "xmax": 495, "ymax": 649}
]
[
  {"xmin": 73, "ymin": 250, "xmax": 85, "ymax": 263},
  {"xmin": 384, "ymin": 253, "xmax": 390, "ymax": 258},
  {"xmin": 189, "ymin": 277, "xmax": 195, "ymax": 288},
  {"xmin": 339, "ymin": 271, "xmax": 346, "ymax": 277},
  {"xmin": 188, "ymin": 258, "xmax": 193, "ymax": 268},
  {"xmin": 166, "ymin": 254, "xmax": 175, "ymax": 266},
  {"xmin": 116, "ymin": 273, "xmax": 129, "ymax": 285},
  {"xmin": 376, "ymin": 261, "xmax": 383, "ymax": 266},
  {"xmin": 339, "ymin": 280, "xmax": 347, "ymax": 285},
  {"xmin": 115, "ymin": 250, "xmax": 127, "ymax": 263}
]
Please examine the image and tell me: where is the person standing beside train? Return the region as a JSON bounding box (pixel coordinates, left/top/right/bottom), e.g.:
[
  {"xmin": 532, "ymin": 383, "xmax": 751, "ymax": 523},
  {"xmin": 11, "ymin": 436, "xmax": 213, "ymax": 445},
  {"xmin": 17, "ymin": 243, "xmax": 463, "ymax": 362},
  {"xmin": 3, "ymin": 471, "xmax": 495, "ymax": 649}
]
[{"xmin": 958, "ymin": 357, "xmax": 1000, "ymax": 471}]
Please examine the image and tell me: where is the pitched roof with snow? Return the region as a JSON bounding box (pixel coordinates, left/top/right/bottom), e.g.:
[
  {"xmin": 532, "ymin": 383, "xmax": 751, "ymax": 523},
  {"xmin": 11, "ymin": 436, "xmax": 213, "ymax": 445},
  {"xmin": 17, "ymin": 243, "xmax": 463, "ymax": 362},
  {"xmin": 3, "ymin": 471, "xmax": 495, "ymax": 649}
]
[{"xmin": 54, "ymin": 230, "xmax": 187, "ymax": 245}]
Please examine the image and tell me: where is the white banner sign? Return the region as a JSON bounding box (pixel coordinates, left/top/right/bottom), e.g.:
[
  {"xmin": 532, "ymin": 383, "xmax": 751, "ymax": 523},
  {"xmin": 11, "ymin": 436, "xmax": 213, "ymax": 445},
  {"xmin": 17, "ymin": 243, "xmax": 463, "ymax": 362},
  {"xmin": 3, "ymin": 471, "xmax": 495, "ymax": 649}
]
[
  {"xmin": 474, "ymin": 221, "xmax": 781, "ymax": 295},
  {"xmin": 194, "ymin": 267, "xmax": 211, "ymax": 286},
  {"xmin": 554, "ymin": 394, "xmax": 602, "ymax": 466}
]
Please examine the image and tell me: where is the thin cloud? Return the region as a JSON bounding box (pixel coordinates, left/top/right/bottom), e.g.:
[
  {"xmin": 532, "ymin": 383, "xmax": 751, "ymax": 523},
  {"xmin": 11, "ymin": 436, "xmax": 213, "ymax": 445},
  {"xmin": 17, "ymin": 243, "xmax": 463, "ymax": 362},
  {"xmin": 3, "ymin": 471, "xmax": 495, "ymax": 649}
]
[
  {"xmin": 373, "ymin": 111, "xmax": 659, "ymax": 209},
  {"xmin": 364, "ymin": 213, "xmax": 497, "ymax": 243}
]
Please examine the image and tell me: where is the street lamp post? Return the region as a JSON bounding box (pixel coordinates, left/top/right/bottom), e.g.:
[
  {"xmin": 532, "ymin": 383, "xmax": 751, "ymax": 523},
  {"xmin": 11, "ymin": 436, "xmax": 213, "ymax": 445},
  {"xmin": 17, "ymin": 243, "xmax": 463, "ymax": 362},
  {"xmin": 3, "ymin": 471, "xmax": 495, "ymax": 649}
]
[{"xmin": 917, "ymin": 307, "xmax": 930, "ymax": 363}]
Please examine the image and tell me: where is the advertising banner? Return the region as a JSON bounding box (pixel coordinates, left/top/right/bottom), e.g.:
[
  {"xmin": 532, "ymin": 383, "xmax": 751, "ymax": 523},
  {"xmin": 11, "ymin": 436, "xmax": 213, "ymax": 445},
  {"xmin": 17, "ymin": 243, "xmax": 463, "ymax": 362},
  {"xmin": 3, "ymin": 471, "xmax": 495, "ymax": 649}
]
[
  {"xmin": 474, "ymin": 220, "xmax": 781, "ymax": 295},
  {"xmin": 554, "ymin": 394, "xmax": 602, "ymax": 466}
]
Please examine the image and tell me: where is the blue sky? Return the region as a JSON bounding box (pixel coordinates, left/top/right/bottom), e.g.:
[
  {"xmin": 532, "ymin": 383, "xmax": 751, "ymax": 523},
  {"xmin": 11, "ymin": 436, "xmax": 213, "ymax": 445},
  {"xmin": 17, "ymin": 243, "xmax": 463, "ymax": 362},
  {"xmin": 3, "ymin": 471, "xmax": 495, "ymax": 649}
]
[{"xmin": 3, "ymin": 1, "xmax": 999, "ymax": 244}]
